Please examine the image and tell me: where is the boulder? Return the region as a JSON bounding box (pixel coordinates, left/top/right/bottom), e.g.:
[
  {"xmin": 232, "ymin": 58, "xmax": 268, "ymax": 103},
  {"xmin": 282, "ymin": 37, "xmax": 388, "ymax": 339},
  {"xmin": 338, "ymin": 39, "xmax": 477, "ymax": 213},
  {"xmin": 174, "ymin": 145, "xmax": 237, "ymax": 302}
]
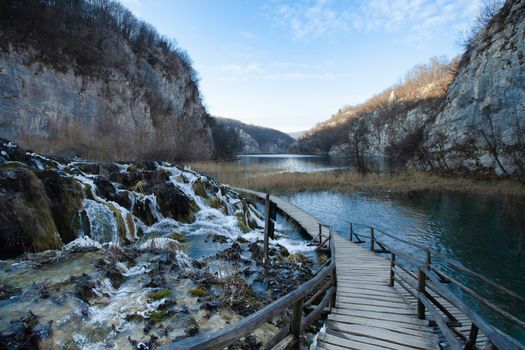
[
  {"xmin": 152, "ymin": 182, "xmax": 198, "ymax": 223},
  {"xmin": 36, "ymin": 170, "xmax": 84, "ymax": 244},
  {"xmin": 0, "ymin": 164, "xmax": 62, "ymax": 258}
]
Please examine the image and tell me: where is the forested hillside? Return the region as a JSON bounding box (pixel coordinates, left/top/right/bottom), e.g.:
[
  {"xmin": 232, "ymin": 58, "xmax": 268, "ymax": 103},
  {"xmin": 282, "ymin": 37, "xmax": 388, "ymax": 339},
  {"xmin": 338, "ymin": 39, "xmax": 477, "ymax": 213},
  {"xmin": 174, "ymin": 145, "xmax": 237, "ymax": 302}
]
[{"xmin": 215, "ymin": 117, "xmax": 294, "ymax": 154}]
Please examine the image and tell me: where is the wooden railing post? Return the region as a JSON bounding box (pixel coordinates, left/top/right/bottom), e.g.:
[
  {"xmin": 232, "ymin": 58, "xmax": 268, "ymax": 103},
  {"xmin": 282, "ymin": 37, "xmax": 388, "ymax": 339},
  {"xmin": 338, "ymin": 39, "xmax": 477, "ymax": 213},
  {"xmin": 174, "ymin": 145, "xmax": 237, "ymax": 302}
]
[
  {"xmin": 370, "ymin": 227, "xmax": 375, "ymax": 251},
  {"xmin": 389, "ymin": 253, "xmax": 396, "ymax": 287},
  {"xmin": 465, "ymin": 323, "xmax": 479, "ymax": 350},
  {"xmin": 425, "ymin": 249, "xmax": 431, "ymax": 271},
  {"xmin": 330, "ymin": 268, "xmax": 337, "ymax": 310},
  {"xmin": 417, "ymin": 268, "xmax": 426, "ymax": 319},
  {"xmin": 349, "ymin": 223, "xmax": 353, "ymax": 242},
  {"xmin": 263, "ymin": 193, "xmax": 270, "ymax": 267},
  {"xmin": 290, "ymin": 298, "xmax": 304, "ymax": 349},
  {"xmin": 318, "ymin": 223, "xmax": 322, "ymax": 247}
]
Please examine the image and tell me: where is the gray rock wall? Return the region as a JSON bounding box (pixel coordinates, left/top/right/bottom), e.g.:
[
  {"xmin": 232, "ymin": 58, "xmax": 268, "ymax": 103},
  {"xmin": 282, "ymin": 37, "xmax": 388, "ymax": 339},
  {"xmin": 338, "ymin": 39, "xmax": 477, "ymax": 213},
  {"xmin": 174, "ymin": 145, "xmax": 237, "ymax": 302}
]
[
  {"xmin": 0, "ymin": 45, "xmax": 214, "ymax": 160},
  {"xmin": 425, "ymin": 0, "xmax": 525, "ymax": 175}
]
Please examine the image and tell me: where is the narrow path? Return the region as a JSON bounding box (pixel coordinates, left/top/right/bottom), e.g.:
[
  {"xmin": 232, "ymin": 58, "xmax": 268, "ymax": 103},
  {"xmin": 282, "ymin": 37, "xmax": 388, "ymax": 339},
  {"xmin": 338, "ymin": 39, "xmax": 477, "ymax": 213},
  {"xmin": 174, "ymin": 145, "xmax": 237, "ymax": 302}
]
[{"xmin": 236, "ymin": 189, "xmax": 440, "ymax": 350}]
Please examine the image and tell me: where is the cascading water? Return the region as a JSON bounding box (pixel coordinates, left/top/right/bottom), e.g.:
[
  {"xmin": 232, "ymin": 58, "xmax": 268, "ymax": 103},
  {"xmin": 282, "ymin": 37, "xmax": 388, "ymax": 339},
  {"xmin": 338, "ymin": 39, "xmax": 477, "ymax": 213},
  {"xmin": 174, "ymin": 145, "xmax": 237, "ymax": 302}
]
[{"xmin": 82, "ymin": 199, "xmax": 119, "ymax": 243}]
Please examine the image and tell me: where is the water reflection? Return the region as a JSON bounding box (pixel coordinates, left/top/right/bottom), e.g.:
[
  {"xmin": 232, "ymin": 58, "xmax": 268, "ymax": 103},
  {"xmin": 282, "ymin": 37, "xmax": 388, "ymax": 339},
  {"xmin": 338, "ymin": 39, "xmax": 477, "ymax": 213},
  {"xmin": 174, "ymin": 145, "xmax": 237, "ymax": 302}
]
[{"xmin": 235, "ymin": 154, "xmax": 401, "ymax": 173}]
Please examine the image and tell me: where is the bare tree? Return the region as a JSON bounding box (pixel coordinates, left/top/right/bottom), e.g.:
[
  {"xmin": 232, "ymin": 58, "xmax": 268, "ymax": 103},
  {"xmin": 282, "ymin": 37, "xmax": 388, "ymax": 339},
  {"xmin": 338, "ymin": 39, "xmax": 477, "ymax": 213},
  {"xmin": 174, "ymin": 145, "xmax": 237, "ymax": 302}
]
[
  {"xmin": 474, "ymin": 113, "xmax": 509, "ymax": 176},
  {"xmin": 349, "ymin": 121, "xmax": 369, "ymax": 173}
]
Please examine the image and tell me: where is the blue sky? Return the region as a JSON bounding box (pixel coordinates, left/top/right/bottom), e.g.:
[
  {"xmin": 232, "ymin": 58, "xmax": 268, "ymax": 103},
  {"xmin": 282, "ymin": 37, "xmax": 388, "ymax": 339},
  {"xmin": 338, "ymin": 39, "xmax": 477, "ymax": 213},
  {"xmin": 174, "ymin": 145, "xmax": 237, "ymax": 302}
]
[{"xmin": 121, "ymin": 0, "xmax": 482, "ymax": 133}]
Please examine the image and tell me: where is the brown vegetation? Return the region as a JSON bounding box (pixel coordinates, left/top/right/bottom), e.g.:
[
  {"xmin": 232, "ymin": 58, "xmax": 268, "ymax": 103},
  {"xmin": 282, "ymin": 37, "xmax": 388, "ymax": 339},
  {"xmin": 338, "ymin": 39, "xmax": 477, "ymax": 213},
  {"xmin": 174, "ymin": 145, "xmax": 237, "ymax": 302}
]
[
  {"xmin": 189, "ymin": 162, "xmax": 525, "ymax": 197},
  {"xmin": 293, "ymin": 56, "xmax": 458, "ymax": 154}
]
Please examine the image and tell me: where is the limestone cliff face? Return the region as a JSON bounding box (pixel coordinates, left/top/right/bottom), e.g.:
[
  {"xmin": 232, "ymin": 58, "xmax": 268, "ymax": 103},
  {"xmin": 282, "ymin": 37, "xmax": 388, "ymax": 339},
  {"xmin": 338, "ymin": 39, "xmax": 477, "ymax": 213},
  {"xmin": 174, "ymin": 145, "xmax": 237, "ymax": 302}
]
[
  {"xmin": 294, "ymin": 0, "xmax": 524, "ymax": 178},
  {"xmin": 425, "ymin": 0, "xmax": 525, "ymax": 175},
  {"xmin": 0, "ymin": 47, "xmax": 214, "ymax": 160},
  {"xmin": 0, "ymin": 0, "xmax": 214, "ymax": 161}
]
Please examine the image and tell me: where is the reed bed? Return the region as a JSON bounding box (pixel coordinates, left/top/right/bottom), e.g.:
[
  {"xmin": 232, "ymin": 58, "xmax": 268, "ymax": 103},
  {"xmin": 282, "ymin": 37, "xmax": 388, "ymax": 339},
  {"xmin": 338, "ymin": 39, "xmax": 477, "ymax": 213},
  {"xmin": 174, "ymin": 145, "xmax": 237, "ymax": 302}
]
[{"xmin": 188, "ymin": 162, "xmax": 525, "ymax": 197}]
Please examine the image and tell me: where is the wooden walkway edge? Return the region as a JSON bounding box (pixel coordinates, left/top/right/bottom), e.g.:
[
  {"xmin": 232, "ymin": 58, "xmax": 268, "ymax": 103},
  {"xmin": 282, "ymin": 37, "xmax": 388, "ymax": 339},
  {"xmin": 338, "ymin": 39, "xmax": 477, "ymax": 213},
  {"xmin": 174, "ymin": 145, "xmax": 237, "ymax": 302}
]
[{"xmin": 237, "ymin": 189, "xmax": 441, "ymax": 350}]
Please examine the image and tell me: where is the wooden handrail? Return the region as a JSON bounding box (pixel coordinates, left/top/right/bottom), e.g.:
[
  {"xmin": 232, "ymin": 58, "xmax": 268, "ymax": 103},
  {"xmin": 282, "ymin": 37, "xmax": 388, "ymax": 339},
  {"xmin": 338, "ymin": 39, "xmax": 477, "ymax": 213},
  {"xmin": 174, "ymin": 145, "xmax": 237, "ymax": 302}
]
[
  {"xmin": 161, "ymin": 226, "xmax": 336, "ymax": 350},
  {"xmin": 347, "ymin": 222, "xmax": 525, "ymax": 303},
  {"xmin": 346, "ymin": 221, "xmax": 525, "ymax": 350}
]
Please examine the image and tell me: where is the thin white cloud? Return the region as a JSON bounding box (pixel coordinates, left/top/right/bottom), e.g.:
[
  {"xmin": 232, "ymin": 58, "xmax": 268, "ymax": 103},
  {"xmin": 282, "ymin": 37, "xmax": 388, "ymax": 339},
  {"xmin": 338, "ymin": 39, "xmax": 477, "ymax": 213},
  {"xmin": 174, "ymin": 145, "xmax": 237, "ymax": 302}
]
[
  {"xmin": 220, "ymin": 63, "xmax": 263, "ymax": 74},
  {"xmin": 219, "ymin": 61, "xmax": 334, "ymax": 81},
  {"xmin": 240, "ymin": 31, "xmax": 257, "ymax": 39},
  {"xmin": 270, "ymin": 0, "xmax": 483, "ymax": 45}
]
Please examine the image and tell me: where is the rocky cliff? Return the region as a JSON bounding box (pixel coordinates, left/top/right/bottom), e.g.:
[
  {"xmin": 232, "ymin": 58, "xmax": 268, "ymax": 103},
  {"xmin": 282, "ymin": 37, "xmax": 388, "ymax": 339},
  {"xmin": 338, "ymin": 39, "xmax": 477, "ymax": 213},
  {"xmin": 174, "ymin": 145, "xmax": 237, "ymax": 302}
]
[
  {"xmin": 425, "ymin": 0, "xmax": 525, "ymax": 177},
  {"xmin": 215, "ymin": 117, "xmax": 294, "ymax": 154},
  {"xmin": 0, "ymin": 0, "xmax": 214, "ymax": 161},
  {"xmin": 291, "ymin": 57, "xmax": 454, "ymax": 161},
  {"xmin": 293, "ymin": 0, "xmax": 524, "ymax": 179}
]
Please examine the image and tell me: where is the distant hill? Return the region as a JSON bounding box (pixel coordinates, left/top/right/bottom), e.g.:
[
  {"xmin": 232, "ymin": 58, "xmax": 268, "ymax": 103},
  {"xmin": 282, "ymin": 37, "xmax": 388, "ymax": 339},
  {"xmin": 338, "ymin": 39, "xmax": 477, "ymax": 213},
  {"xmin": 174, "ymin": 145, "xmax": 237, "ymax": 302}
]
[
  {"xmin": 288, "ymin": 130, "xmax": 308, "ymax": 139},
  {"xmin": 214, "ymin": 117, "xmax": 294, "ymax": 154}
]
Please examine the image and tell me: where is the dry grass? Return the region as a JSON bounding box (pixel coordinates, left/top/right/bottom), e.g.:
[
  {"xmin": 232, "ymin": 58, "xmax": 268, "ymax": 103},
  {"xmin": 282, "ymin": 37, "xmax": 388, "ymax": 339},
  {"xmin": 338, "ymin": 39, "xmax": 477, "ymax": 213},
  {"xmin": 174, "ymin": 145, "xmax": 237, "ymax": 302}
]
[{"xmin": 189, "ymin": 162, "xmax": 525, "ymax": 197}]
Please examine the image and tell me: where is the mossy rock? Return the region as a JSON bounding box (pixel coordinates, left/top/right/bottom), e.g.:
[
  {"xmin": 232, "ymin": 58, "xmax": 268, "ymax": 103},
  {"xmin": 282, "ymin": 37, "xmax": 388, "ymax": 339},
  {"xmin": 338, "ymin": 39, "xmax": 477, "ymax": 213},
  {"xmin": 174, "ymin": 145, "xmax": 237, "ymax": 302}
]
[
  {"xmin": 192, "ymin": 180, "xmax": 208, "ymax": 198},
  {"xmin": 148, "ymin": 289, "xmax": 172, "ymax": 300},
  {"xmin": 0, "ymin": 164, "xmax": 63, "ymax": 258},
  {"xmin": 150, "ymin": 310, "xmax": 171, "ymax": 322},
  {"xmin": 36, "ymin": 169, "xmax": 84, "ymax": 244},
  {"xmin": 75, "ymin": 163, "xmax": 100, "ymax": 175},
  {"xmin": 153, "ymin": 182, "xmax": 199, "ymax": 223},
  {"xmin": 169, "ymin": 232, "xmax": 187, "ymax": 242},
  {"xmin": 106, "ymin": 203, "xmax": 129, "ymax": 243},
  {"xmin": 286, "ymin": 252, "xmax": 313, "ymax": 268},
  {"xmin": 236, "ymin": 213, "xmax": 251, "ymax": 233},
  {"xmin": 189, "ymin": 287, "xmax": 208, "ymax": 297},
  {"xmin": 83, "ymin": 183, "xmax": 95, "ymax": 200},
  {"xmin": 132, "ymin": 197, "xmax": 157, "ymax": 226},
  {"xmin": 279, "ymin": 245, "xmax": 290, "ymax": 257},
  {"xmin": 127, "ymin": 165, "xmax": 139, "ymax": 173},
  {"xmin": 125, "ymin": 312, "xmax": 144, "ymax": 322},
  {"xmin": 209, "ymin": 197, "xmax": 221, "ymax": 209},
  {"xmin": 175, "ymin": 175, "xmax": 189, "ymax": 184}
]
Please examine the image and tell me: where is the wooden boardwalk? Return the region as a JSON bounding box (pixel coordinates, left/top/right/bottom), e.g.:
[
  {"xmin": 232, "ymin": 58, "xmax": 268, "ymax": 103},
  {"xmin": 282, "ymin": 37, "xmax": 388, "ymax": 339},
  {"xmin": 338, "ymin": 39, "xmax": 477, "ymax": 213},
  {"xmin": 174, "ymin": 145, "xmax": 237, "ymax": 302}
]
[
  {"xmin": 318, "ymin": 233, "xmax": 440, "ymax": 350},
  {"xmin": 239, "ymin": 189, "xmax": 440, "ymax": 350}
]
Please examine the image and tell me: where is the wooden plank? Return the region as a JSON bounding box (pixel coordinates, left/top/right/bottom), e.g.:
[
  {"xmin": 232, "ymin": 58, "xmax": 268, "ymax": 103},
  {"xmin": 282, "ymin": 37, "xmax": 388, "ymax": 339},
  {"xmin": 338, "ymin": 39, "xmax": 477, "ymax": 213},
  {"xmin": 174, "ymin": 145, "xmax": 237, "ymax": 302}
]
[
  {"xmin": 336, "ymin": 297, "xmax": 415, "ymax": 310},
  {"xmin": 327, "ymin": 314, "xmax": 435, "ymax": 336},
  {"xmin": 328, "ymin": 322, "xmax": 435, "ymax": 350},
  {"xmin": 325, "ymin": 330, "xmax": 429, "ymax": 350},
  {"xmin": 330, "ymin": 308, "xmax": 425, "ymax": 325},
  {"xmin": 319, "ymin": 332, "xmax": 389, "ymax": 350}
]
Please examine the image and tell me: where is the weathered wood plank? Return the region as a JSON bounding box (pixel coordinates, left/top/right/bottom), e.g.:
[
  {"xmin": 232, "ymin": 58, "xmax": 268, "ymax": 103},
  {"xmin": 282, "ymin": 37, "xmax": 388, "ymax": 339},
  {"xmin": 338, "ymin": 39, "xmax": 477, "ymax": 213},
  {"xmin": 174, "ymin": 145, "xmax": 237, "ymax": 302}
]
[{"xmin": 327, "ymin": 322, "xmax": 435, "ymax": 349}]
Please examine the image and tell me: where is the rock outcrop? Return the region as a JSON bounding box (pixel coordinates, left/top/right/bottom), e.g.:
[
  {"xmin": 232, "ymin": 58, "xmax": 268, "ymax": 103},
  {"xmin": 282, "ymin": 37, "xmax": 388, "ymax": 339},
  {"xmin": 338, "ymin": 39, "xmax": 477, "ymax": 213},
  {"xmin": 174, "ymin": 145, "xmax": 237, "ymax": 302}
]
[
  {"xmin": 425, "ymin": 0, "xmax": 525, "ymax": 176},
  {"xmin": 293, "ymin": 0, "xmax": 524, "ymax": 178},
  {"xmin": 0, "ymin": 0, "xmax": 214, "ymax": 161}
]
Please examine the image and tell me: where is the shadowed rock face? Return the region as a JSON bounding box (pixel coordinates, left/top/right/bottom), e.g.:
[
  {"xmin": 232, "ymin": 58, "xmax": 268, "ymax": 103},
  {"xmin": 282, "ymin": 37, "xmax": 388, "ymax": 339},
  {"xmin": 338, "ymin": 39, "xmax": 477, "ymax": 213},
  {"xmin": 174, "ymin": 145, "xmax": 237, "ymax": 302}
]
[{"xmin": 0, "ymin": 164, "xmax": 62, "ymax": 258}]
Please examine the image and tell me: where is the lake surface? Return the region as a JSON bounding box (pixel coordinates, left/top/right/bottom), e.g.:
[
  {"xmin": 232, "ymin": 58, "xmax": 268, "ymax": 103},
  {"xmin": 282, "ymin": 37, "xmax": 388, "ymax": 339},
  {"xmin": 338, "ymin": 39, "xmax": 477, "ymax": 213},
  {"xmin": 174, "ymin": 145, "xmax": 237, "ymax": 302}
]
[
  {"xmin": 234, "ymin": 154, "xmax": 525, "ymax": 342},
  {"xmin": 235, "ymin": 154, "xmax": 401, "ymax": 173}
]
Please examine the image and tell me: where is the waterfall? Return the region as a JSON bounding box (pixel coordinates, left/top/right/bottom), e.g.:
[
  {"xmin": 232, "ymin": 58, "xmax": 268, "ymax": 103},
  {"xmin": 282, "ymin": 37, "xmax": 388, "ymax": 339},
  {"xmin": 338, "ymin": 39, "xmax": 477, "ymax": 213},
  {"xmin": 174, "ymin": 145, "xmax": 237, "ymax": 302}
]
[{"xmin": 83, "ymin": 199, "xmax": 119, "ymax": 243}]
